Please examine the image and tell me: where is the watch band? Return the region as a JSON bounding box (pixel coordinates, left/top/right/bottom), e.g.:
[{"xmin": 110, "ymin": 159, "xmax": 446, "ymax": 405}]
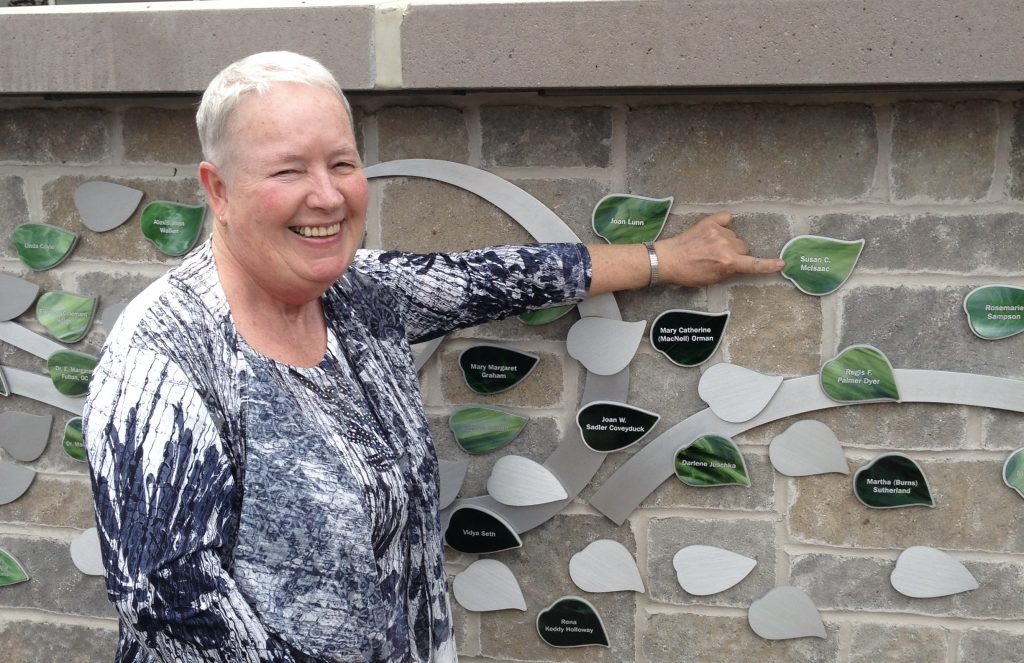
[{"xmin": 643, "ymin": 241, "xmax": 659, "ymax": 287}]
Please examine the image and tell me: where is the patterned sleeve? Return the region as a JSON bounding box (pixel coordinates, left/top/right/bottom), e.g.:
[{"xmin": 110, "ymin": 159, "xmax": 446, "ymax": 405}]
[
  {"xmin": 83, "ymin": 346, "xmax": 296, "ymax": 662},
  {"xmin": 350, "ymin": 243, "xmax": 592, "ymax": 343}
]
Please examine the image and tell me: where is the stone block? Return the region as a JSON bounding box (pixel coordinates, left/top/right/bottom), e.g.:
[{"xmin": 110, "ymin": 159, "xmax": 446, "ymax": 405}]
[
  {"xmin": 376, "ymin": 106, "xmax": 469, "ymax": 163},
  {"xmin": 0, "ymin": 107, "xmax": 110, "ymax": 164},
  {"xmin": 0, "ymin": 475, "xmax": 95, "ymax": 529},
  {"xmin": 0, "ymin": 175, "xmax": 30, "ymax": 259},
  {"xmin": 812, "ymin": 213, "xmax": 1024, "ymax": 275},
  {"xmin": 477, "ymin": 514, "xmax": 636, "ymax": 661},
  {"xmin": 626, "ymin": 104, "xmax": 876, "ymax": 203},
  {"xmin": 0, "ymin": 620, "xmax": 118, "ymax": 663},
  {"xmin": 123, "ymin": 106, "xmax": 203, "ymax": 165},
  {"xmin": 838, "ymin": 285, "xmax": 1024, "ymax": 379},
  {"xmin": 789, "ymin": 459, "xmax": 1024, "ymax": 553},
  {"xmin": 513, "ymin": 178, "xmax": 610, "ymax": 244},
  {"xmin": 481, "ymin": 106, "xmax": 612, "ymax": 168},
  {"xmin": 1006, "ymin": 102, "xmax": 1024, "ymax": 200},
  {"xmin": 440, "ymin": 348, "xmax": 565, "ymax": 408},
  {"xmin": 624, "ymin": 351, "xmax": 704, "ymax": 430},
  {"xmin": 0, "ymin": 535, "xmax": 113, "ymax": 618},
  {"xmin": 430, "ymin": 414, "xmax": 561, "ymax": 499},
  {"xmin": 646, "ymin": 517, "xmax": 775, "ymax": 608},
  {"xmin": 890, "ymin": 100, "xmax": 998, "ymax": 201},
  {"xmin": 725, "ymin": 284, "xmax": 822, "ymax": 376},
  {"xmin": 616, "ymin": 283, "xmax": 705, "ymax": 332},
  {"xmin": 73, "ymin": 270, "xmax": 160, "ymax": 314},
  {"xmin": 848, "ymin": 623, "xmax": 947, "ymax": 663},
  {"xmin": 41, "ymin": 175, "xmax": 207, "ymax": 264},
  {"xmin": 982, "ymin": 410, "xmax": 1024, "ymax": 451},
  {"xmin": 791, "ymin": 552, "xmax": 1024, "ymax": 620},
  {"xmin": 641, "ymin": 613, "xmax": 838, "ymax": 662},
  {"xmin": 959, "ymin": 628, "xmax": 1024, "ymax": 663},
  {"xmin": 377, "ymin": 179, "xmax": 532, "ymax": 253},
  {"xmin": 643, "ymin": 450, "xmax": 774, "ymax": 512}
]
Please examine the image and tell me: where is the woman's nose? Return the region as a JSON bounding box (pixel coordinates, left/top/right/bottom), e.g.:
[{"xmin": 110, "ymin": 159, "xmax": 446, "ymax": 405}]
[{"xmin": 307, "ymin": 168, "xmax": 344, "ymax": 210}]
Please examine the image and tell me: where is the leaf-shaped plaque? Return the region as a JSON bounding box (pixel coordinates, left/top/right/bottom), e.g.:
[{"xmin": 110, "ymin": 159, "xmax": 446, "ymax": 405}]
[
  {"xmin": 0, "ymin": 547, "xmax": 29, "ymax": 587},
  {"xmin": 780, "ymin": 235, "xmax": 864, "ymax": 296},
  {"xmin": 569, "ymin": 540, "xmax": 644, "ymax": 593},
  {"xmin": 820, "ymin": 344, "xmax": 900, "ymax": 403},
  {"xmin": 487, "ymin": 455, "xmax": 567, "ymax": 506},
  {"xmin": 576, "ymin": 401, "xmax": 660, "ymax": 453},
  {"xmin": 0, "ymin": 411, "xmax": 52, "ymax": 462},
  {"xmin": 518, "ymin": 304, "xmax": 575, "ymax": 326},
  {"xmin": 853, "ymin": 453, "xmax": 933, "ymax": 509},
  {"xmin": 1004, "ymin": 448, "xmax": 1024, "ymax": 499},
  {"xmin": 70, "ymin": 528, "xmax": 104, "ymax": 576},
  {"xmin": 449, "ymin": 406, "xmax": 527, "ymax": 455},
  {"xmin": 444, "ymin": 504, "xmax": 522, "ymax": 554},
  {"xmin": 748, "ymin": 586, "xmax": 826, "ymax": 640},
  {"xmin": 0, "ymin": 462, "xmax": 35, "ymax": 505},
  {"xmin": 63, "ymin": 417, "xmax": 86, "ymax": 462},
  {"xmin": 769, "ymin": 420, "xmax": 849, "ymax": 477},
  {"xmin": 0, "ymin": 274, "xmax": 40, "ymax": 321},
  {"xmin": 592, "ymin": 194, "xmax": 673, "ymax": 245},
  {"xmin": 458, "ymin": 345, "xmax": 539, "ymax": 395},
  {"xmin": 11, "ymin": 223, "xmax": 79, "ymax": 271},
  {"xmin": 650, "ymin": 310, "xmax": 729, "ymax": 367},
  {"xmin": 536, "ymin": 596, "xmax": 610, "ymax": 648},
  {"xmin": 673, "ymin": 545, "xmax": 757, "ymax": 596},
  {"xmin": 140, "ymin": 201, "xmax": 206, "ymax": 256},
  {"xmin": 567, "ymin": 317, "xmax": 646, "ymax": 375},
  {"xmin": 73, "ymin": 181, "xmax": 143, "ymax": 233},
  {"xmin": 963, "ymin": 285, "xmax": 1024, "ymax": 340},
  {"xmin": 890, "ymin": 546, "xmax": 979, "ymax": 598},
  {"xmin": 47, "ymin": 350, "xmax": 97, "ymax": 397},
  {"xmin": 675, "ymin": 434, "xmax": 750, "ymax": 487},
  {"xmin": 453, "ymin": 559, "xmax": 527, "ymax": 612},
  {"xmin": 35, "ymin": 291, "xmax": 97, "ymax": 343},
  {"xmin": 0, "ymin": 366, "xmax": 8, "ymax": 398}
]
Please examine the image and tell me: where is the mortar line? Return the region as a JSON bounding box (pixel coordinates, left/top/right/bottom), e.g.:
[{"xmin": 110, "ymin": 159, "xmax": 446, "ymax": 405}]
[
  {"xmin": 837, "ymin": 620, "xmax": 852, "ymax": 663},
  {"xmin": 782, "ymin": 542, "xmax": 1024, "ymax": 565},
  {"xmin": 465, "ymin": 103, "xmax": 482, "ymax": 168},
  {"xmin": 873, "ymin": 102, "xmax": 894, "ymax": 202},
  {"xmin": 946, "ymin": 630, "xmax": 961, "ymax": 663},
  {"xmin": 609, "ymin": 104, "xmax": 628, "ymax": 192},
  {"xmin": 0, "ymin": 608, "xmax": 117, "ymax": 630},
  {"xmin": 988, "ymin": 100, "xmax": 1014, "ymax": 202},
  {"xmin": 0, "ymin": 524, "xmax": 90, "ymax": 540}
]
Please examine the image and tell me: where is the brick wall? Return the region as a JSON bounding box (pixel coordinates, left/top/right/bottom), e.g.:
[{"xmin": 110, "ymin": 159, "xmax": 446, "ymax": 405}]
[{"xmin": 1, "ymin": 90, "xmax": 1023, "ymax": 661}]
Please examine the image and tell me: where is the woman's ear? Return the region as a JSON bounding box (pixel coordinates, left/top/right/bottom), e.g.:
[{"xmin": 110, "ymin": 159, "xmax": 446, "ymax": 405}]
[{"xmin": 199, "ymin": 161, "xmax": 229, "ymax": 225}]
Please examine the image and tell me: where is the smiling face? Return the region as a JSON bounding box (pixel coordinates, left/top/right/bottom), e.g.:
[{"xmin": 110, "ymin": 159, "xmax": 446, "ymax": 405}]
[{"xmin": 201, "ymin": 82, "xmax": 367, "ymax": 306}]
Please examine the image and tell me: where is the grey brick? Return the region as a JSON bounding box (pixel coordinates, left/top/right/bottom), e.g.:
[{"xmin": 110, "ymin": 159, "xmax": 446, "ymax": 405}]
[
  {"xmin": 0, "ymin": 536, "xmax": 113, "ymax": 618},
  {"xmin": 641, "ymin": 613, "xmax": 839, "ymax": 663},
  {"xmin": 0, "ymin": 620, "xmax": 118, "ymax": 663},
  {"xmin": 812, "ymin": 213, "xmax": 1024, "ymax": 275},
  {"xmin": 890, "ymin": 100, "xmax": 998, "ymax": 201},
  {"xmin": 0, "ymin": 475, "xmax": 95, "ymax": 529},
  {"xmin": 789, "ymin": 459, "xmax": 1024, "ymax": 552},
  {"xmin": 791, "ymin": 552, "xmax": 1024, "ymax": 620},
  {"xmin": 477, "ymin": 514, "xmax": 636, "ymax": 662},
  {"xmin": 627, "ymin": 104, "xmax": 876, "ymax": 203},
  {"xmin": 0, "ymin": 175, "xmax": 30, "ymax": 259},
  {"xmin": 440, "ymin": 348, "xmax": 566, "ymax": 408},
  {"xmin": 959, "ymin": 628, "xmax": 1024, "ymax": 663},
  {"xmin": 643, "ymin": 451, "xmax": 774, "ymax": 512},
  {"xmin": 848, "ymin": 623, "xmax": 947, "ymax": 663},
  {"xmin": 982, "ymin": 410, "xmax": 1024, "ymax": 451},
  {"xmin": 376, "ymin": 106, "xmax": 469, "ymax": 162},
  {"xmin": 647, "ymin": 517, "xmax": 775, "ymax": 608},
  {"xmin": 0, "ymin": 107, "xmax": 110, "ymax": 164},
  {"xmin": 625, "ymin": 351, "xmax": 704, "ymax": 430},
  {"xmin": 123, "ymin": 106, "xmax": 203, "ymax": 164},
  {"xmin": 481, "ymin": 106, "xmax": 612, "ymax": 168},
  {"xmin": 73, "ymin": 270, "xmax": 161, "ymax": 314},
  {"xmin": 513, "ymin": 177, "xmax": 610, "ymax": 244},
  {"xmin": 838, "ymin": 285, "xmax": 1024, "ymax": 379},
  {"xmin": 725, "ymin": 284, "xmax": 822, "ymax": 376}
]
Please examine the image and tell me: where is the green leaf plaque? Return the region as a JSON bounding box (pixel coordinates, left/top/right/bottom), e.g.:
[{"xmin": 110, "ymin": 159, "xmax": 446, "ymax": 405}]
[
  {"xmin": 11, "ymin": 223, "xmax": 79, "ymax": 271},
  {"xmin": 592, "ymin": 193, "xmax": 672, "ymax": 245},
  {"xmin": 963, "ymin": 285, "xmax": 1024, "ymax": 340},
  {"xmin": 458, "ymin": 345, "xmax": 539, "ymax": 395},
  {"xmin": 47, "ymin": 350, "xmax": 97, "ymax": 397},
  {"xmin": 536, "ymin": 596, "xmax": 609, "ymax": 648},
  {"xmin": 63, "ymin": 417, "xmax": 86, "ymax": 462},
  {"xmin": 674, "ymin": 434, "xmax": 750, "ymax": 487},
  {"xmin": 444, "ymin": 505, "xmax": 522, "ymax": 554},
  {"xmin": 576, "ymin": 401, "xmax": 660, "ymax": 453},
  {"xmin": 780, "ymin": 235, "xmax": 865, "ymax": 296},
  {"xmin": 820, "ymin": 344, "xmax": 900, "ymax": 403},
  {"xmin": 0, "ymin": 547, "xmax": 29, "ymax": 587},
  {"xmin": 1003, "ymin": 448, "xmax": 1024, "ymax": 499},
  {"xmin": 140, "ymin": 201, "xmax": 206, "ymax": 256},
  {"xmin": 35, "ymin": 291, "xmax": 97, "ymax": 343},
  {"xmin": 518, "ymin": 304, "xmax": 575, "ymax": 326},
  {"xmin": 853, "ymin": 453, "xmax": 933, "ymax": 508},
  {"xmin": 650, "ymin": 309, "xmax": 729, "ymax": 367},
  {"xmin": 449, "ymin": 406, "xmax": 527, "ymax": 455}
]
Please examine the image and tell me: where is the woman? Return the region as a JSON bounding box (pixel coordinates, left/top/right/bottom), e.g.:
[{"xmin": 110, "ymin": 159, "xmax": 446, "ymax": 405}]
[{"xmin": 83, "ymin": 51, "xmax": 781, "ymax": 662}]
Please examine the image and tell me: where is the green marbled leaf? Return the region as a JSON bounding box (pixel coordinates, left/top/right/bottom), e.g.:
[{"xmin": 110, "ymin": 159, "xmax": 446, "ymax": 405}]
[
  {"xmin": 820, "ymin": 344, "xmax": 900, "ymax": 403},
  {"xmin": 536, "ymin": 597, "xmax": 609, "ymax": 648},
  {"xmin": 1003, "ymin": 448, "xmax": 1024, "ymax": 499},
  {"xmin": 854, "ymin": 453, "xmax": 933, "ymax": 508},
  {"xmin": 449, "ymin": 406, "xmax": 527, "ymax": 455},
  {"xmin": 650, "ymin": 309, "xmax": 729, "ymax": 367},
  {"xmin": 458, "ymin": 345, "xmax": 539, "ymax": 395},
  {"xmin": 35, "ymin": 291, "xmax": 97, "ymax": 343},
  {"xmin": 140, "ymin": 201, "xmax": 206, "ymax": 256},
  {"xmin": 518, "ymin": 304, "xmax": 575, "ymax": 326},
  {"xmin": 964, "ymin": 285, "xmax": 1024, "ymax": 340},
  {"xmin": 62, "ymin": 417, "xmax": 86, "ymax": 462},
  {"xmin": 10, "ymin": 223, "xmax": 78, "ymax": 271},
  {"xmin": 780, "ymin": 235, "xmax": 864, "ymax": 296},
  {"xmin": 47, "ymin": 350, "xmax": 97, "ymax": 397},
  {"xmin": 675, "ymin": 434, "xmax": 750, "ymax": 487},
  {"xmin": 576, "ymin": 401, "xmax": 660, "ymax": 453},
  {"xmin": 0, "ymin": 547, "xmax": 29, "ymax": 587},
  {"xmin": 592, "ymin": 194, "xmax": 672, "ymax": 245}
]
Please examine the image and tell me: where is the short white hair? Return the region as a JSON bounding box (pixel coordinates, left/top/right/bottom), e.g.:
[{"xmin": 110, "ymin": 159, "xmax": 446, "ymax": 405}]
[{"xmin": 196, "ymin": 51, "xmax": 353, "ymax": 169}]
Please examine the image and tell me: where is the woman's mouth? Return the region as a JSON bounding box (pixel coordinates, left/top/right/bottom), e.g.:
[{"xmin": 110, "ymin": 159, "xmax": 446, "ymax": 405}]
[{"xmin": 290, "ymin": 223, "xmax": 341, "ymax": 238}]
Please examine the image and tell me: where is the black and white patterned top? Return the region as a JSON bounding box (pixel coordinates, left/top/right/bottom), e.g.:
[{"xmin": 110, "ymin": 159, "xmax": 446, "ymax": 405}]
[{"xmin": 83, "ymin": 239, "xmax": 591, "ymax": 662}]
